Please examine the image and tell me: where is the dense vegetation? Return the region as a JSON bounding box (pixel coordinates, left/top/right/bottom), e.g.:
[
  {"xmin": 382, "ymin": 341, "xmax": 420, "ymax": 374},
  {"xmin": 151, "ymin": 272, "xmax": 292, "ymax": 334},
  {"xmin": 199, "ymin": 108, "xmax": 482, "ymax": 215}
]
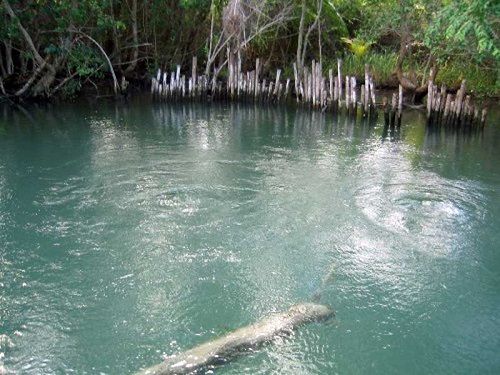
[{"xmin": 0, "ymin": 0, "xmax": 498, "ymax": 100}]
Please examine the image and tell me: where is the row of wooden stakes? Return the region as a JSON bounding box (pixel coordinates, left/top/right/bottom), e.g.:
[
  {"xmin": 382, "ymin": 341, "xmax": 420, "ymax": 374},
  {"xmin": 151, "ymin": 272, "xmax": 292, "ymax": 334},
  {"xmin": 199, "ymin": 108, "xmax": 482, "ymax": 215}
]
[
  {"xmin": 151, "ymin": 57, "xmax": 403, "ymax": 124},
  {"xmin": 150, "ymin": 57, "xmax": 490, "ymax": 129},
  {"xmin": 427, "ymin": 79, "xmax": 487, "ymax": 128}
]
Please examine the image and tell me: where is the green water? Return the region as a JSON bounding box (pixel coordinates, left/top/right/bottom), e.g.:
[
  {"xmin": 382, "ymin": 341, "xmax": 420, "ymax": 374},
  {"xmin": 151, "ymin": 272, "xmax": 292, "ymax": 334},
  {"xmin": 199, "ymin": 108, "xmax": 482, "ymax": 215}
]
[{"xmin": 0, "ymin": 100, "xmax": 499, "ymax": 374}]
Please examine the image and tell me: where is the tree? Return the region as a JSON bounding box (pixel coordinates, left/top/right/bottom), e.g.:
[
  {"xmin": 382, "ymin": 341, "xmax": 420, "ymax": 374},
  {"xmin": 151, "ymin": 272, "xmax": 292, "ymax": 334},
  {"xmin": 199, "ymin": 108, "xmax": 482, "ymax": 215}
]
[{"xmin": 425, "ymin": 0, "xmax": 500, "ymax": 64}]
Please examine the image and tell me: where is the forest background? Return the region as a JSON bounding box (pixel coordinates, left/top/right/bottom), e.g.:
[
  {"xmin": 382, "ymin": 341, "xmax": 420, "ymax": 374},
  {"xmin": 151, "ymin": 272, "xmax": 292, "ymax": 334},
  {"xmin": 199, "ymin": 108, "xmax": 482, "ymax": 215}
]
[{"xmin": 0, "ymin": 0, "xmax": 498, "ymax": 101}]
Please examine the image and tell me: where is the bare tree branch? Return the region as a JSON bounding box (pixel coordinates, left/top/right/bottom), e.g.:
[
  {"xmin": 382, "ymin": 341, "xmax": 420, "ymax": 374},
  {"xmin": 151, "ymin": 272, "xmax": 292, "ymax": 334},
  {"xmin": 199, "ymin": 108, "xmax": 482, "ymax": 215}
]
[
  {"xmin": 14, "ymin": 60, "xmax": 47, "ymax": 96},
  {"xmin": 2, "ymin": 0, "xmax": 45, "ymax": 67},
  {"xmin": 70, "ymin": 30, "xmax": 120, "ymax": 95}
]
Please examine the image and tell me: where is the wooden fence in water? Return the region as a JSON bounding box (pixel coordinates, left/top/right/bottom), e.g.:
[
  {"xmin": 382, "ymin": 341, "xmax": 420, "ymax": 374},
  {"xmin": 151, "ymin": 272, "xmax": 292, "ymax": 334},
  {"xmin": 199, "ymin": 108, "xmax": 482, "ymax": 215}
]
[
  {"xmin": 427, "ymin": 79, "xmax": 487, "ymax": 128},
  {"xmin": 151, "ymin": 56, "xmax": 487, "ymax": 128}
]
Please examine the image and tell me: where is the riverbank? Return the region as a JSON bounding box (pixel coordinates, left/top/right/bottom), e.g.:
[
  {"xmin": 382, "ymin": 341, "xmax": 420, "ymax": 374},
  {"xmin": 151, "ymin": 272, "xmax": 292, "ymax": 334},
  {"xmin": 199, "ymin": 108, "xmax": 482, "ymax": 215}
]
[
  {"xmin": 2, "ymin": 55, "xmax": 498, "ymax": 107},
  {"xmin": 330, "ymin": 53, "xmax": 499, "ymax": 98}
]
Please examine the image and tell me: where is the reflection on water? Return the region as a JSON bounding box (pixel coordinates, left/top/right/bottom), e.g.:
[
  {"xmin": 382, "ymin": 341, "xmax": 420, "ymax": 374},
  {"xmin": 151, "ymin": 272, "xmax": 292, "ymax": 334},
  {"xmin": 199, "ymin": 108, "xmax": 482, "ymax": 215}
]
[{"xmin": 0, "ymin": 99, "xmax": 499, "ymax": 374}]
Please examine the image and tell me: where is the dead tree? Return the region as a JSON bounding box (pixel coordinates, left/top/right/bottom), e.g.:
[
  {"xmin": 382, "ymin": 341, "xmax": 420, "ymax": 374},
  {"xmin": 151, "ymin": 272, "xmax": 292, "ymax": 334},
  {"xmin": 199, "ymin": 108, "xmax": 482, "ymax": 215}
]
[
  {"xmin": 204, "ymin": 0, "xmax": 292, "ymax": 78},
  {"xmin": 296, "ymin": 0, "xmax": 323, "ymax": 77}
]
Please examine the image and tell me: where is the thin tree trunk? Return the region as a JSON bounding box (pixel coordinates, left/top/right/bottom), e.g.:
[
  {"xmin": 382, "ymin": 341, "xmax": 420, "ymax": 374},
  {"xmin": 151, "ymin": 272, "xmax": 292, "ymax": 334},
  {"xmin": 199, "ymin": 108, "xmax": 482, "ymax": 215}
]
[
  {"xmin": 124, "ymin": 0, "xmax": 139, "ymax": 75},
  {"xmin": 318, "ymin": 16, "xmax": 322, "ymax": 66},
  {"xmin": 2, "ymin": 0, "xmax": 45, "ymax": 66},
  {"xmin": 73, "ymin": 31, "xmax": 120, "ymax": 95},
  {"xmin": 296, "ymin": 0, "xmax": 306, "ymax": 75},
  {"xmin": 0, "ymin": 76, "xmax": 6, "ymax": 95},
  {"xmin": 110, "ymin": 0, "xmax": 123, "ymax": 76},
  {"xmin": 205, "ymin": 0, "xmax": 216, "ymax": 75},
  {"xmin": 300, "ymin": 0, "xmax": 322, "ymax": 71},
  {"xmin": 3, "ymin": 40, "xmax": 13, "ymax": 75},
  {"xmin": 0, "ymin": 48, "xmax": 7, "ymax": 77}
]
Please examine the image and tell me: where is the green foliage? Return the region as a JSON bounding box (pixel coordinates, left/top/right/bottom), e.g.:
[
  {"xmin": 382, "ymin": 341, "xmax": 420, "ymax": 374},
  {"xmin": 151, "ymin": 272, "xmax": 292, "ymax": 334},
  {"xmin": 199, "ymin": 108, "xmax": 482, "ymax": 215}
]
[
  {"xmin": 436, "ymin": 62, "xmax": 499, "ymax": 97},
  {"xmin": 60, "ymin": 78, "xmax": 82, "ymax": 99},
  {"xmin": 180, "ymin": 0, "xmax": 212, "ymax": 9},
  {"xmin": 341, "ymin": 38, "xmax": 371, "ymax": 58},
  {"xmin": 0, "ymin": 0, "xmax": 498, "ymax": 98},
  {"xmin": 425, "ymin": 0, "xmax": 500, "ymax": 63},
  {"xmin": 68, "ymin": 44, "xmax": 104, "ymax": 78},
  {"xmin": 338, "ymin": 52, "xmax": 399, "ymax": 83},
  {"xmin": 322, "ymin": 0, "xmax": 349, "ymax": 37}
]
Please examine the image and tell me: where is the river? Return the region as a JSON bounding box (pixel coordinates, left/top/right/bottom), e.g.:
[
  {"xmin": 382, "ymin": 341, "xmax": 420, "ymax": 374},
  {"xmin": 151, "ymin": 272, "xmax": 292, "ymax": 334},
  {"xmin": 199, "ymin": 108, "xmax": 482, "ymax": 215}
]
[{"xmin": 0, "ymin": 99, "xmax": 499, "ymax": 374}]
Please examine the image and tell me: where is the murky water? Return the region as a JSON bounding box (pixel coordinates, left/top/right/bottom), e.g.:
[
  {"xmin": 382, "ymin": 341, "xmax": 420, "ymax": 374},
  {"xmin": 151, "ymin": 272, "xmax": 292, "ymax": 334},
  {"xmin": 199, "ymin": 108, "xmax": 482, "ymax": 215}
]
[{"xmin": 0, "ymin": 99, "xmax": 499, "ymax": 374}]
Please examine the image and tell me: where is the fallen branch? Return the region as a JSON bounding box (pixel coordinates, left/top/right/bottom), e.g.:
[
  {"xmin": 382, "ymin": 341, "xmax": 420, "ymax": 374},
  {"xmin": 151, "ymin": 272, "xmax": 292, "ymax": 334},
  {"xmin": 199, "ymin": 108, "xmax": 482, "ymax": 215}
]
[
  {"xmin": 49, "ymin": 70, "xmax": 80, "ymax": 96},
  {"xmin": 14, "ymin": 60, "xmax": 47, "ymax": 96},
  {"xmin": 134, "ymin": 303, "xmax": 334, "ymax": 375}
]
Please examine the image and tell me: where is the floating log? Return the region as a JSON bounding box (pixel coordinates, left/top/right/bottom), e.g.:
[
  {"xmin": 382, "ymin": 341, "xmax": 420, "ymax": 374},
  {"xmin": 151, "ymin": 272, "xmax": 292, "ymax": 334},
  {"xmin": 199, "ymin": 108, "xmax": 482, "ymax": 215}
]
[{"xmin": 134, "ymin": 303, "xmax": 334, "ymax": 375}]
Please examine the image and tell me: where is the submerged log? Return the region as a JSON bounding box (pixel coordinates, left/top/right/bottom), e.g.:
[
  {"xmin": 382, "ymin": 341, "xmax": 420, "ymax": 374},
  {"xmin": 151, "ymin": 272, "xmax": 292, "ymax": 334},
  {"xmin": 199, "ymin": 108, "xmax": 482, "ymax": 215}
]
[{"xmin": 134, "ymin": 303, "xmax": 334, "ymax": 375}]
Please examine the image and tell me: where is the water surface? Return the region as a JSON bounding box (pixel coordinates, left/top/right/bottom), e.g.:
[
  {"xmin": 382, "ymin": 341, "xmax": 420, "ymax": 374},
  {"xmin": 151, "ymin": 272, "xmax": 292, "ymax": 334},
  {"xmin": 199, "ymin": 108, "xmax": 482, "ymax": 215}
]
[{"xmin": 0, "ymin": 100, "xmax": 499, "ymax": 374}]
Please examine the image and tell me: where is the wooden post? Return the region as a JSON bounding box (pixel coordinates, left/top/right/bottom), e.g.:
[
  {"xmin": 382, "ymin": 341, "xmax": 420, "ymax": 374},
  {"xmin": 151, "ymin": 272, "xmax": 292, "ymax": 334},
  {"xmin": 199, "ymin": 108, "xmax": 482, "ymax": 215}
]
[
  {"xmin": 192, "ymin": 56, "xmax": 197, "ymax": 95},
  {"xmin": 261, "ymin": 79, "xmax": 267, "ymax": 102},
  {"xmin": 383, "ymin": 96, "xmax": 389, "ymax": 126},
  {"xmin": 397, "ymin": 84, "xmax": 403, "ymax": 126},
  {"xmin": 364, "ymin": 64, "xmax": 370, "ymax": 115},
  {"xmin": 254, "ymin": 58, "xmax": 260, "ymax": 99},
  {"xmin": 328, "ymin": 69, "xmax": 333, "ymax": 105},
  {"xmin": 351, "ymin": 76, "xmax": 357, "ymax": 116},
  {"xmin": 398, "ymin": 85, "xmax": 403, "ymax": 113},
  {"xmin": 274, "ymin": 69, "xmax": 281, "ymax": 96},
  {"xmin": 480, "ymin": 108, "xmax": 488, "ymax": 127},
  {"xmin": 473, "ymin": 108, "xmax": 479, "ymax": 127},
  {"xmin": 443, "ymin": 94, "xmax": 452, "ymax": 126},
  {"xmin": 427, "ymin": 78, "xmax": 434, "ymax": 120},
  {"xmin": 391, "ymin": 92, "xmax": 397, "ymax": 126},
  {"xmin": 268, "ymin": 81, "xmax": 274, "ymax": 101},
  {"xmin": 151, "ymin": 77, "xmax": 157, "ymax": 95},
  {"xmin": 369, "ymin": 78, "xmax": 376, "ymax": 119},
  {"xmin": 462, "ymin": 95, "xmax": 471, "ymax": 126},
  {"xmin": 170, "ymin": 70, "xmax": 175, "ymax": 96},
  {"xmin": 455, "ymin": 80, "xmax": 466, "ymax": 124},
  {"xmin": 345, "ymin": 75, "xmax": 350, "ymax": 112},
  {"xmin": 360, "ymin": 84, "xmax": 365, "ymax": 116},
  {"xmin": 311, "ymin": 60, "xmax": 316, "ymax": 107},
  {"xmin": 293, "ymin": 62, "xmax": 299, "ymax": 102},
  {"xmin": 337, "ymin": 59, "xmax": 342, "ymax": 108},
  {"xmin": 176, "ymin": 65, "xmax": 181, "ymax": 88}
]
